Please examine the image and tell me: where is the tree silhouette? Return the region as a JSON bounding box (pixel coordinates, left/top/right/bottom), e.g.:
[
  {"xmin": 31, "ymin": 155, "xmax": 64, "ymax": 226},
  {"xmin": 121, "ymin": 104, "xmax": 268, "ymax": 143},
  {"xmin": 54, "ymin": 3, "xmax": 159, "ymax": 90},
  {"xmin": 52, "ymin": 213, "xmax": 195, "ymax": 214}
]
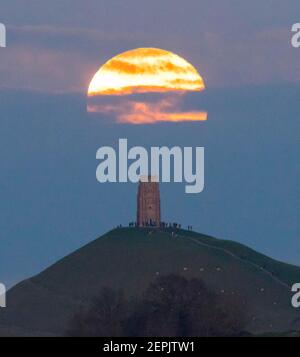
[
  {"xmin": 66, "ymin": 288, "xmax": 129, "ymax": 337},
  {"xmin": 66, "ymin": 275, "xmax": 248, "ymax": 337},
  {"xmin": 127, "ymin": 275, "xmax": 247, "ymax": 337}
]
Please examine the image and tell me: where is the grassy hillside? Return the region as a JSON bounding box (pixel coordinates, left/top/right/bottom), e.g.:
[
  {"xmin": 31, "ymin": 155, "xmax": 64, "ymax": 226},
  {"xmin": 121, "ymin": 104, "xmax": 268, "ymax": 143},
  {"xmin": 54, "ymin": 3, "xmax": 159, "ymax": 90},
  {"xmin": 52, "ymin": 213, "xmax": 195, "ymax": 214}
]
[
  {"xmin": 177, "ymin": 228, "xmax": 300, "ymax": 286},
  {"xmin": 1, "ymin": 227, "xmax": 300, "ymax": 336}
]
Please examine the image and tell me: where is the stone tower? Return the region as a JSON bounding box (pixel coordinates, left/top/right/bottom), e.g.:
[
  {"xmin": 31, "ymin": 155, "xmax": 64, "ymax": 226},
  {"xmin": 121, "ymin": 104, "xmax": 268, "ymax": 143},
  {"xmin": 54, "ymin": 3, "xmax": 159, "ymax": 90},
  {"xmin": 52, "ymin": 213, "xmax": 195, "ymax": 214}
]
[{"xmin": 137, "ymin": 176, "xmax": 161, "ymax": 227}]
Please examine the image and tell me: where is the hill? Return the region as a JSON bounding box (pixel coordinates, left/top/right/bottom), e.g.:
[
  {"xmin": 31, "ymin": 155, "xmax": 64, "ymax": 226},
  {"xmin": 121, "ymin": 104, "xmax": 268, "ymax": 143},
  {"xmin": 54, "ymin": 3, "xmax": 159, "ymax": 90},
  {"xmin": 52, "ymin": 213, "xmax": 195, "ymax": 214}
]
[{"xmin": 0, "ymin": 227, "xmax": 300, "ymax": 336}]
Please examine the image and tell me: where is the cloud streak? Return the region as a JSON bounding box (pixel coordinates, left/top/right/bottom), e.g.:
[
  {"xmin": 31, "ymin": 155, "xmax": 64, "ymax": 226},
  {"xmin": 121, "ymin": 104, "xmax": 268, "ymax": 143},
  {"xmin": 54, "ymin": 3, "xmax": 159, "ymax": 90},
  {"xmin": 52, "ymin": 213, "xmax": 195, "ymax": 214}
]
[
  {"xmin": 1, "ymin": 13, "xmax": 300, "ymax": 93},
  {"xmin": 87, "ymin": 93, "xmax": 207, "ymax": 124}
]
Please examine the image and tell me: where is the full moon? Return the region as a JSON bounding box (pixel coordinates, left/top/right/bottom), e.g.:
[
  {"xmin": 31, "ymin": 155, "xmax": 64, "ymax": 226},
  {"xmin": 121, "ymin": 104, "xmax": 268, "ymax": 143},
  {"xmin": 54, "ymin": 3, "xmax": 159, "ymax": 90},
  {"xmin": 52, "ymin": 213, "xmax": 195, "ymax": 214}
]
[
  {"xmin": 87, "ymin": 48, "xmax": 207, "ymax": 124},
  {"xmin": 88, "ymin": 48, "xmax": 205, "ymax": 96}
]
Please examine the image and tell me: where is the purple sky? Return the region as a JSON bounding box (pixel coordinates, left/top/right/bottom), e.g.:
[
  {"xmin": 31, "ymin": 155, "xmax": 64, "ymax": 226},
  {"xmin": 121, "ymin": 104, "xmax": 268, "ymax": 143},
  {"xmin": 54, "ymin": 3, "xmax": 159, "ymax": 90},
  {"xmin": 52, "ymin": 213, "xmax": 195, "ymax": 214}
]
[
  {"xmin": 1, "ymin": 0, "xmax": 300, "ymax": 93},
  {"xmin": 0, "ymin": 1, "xmax": 299, "ymax": 287}
]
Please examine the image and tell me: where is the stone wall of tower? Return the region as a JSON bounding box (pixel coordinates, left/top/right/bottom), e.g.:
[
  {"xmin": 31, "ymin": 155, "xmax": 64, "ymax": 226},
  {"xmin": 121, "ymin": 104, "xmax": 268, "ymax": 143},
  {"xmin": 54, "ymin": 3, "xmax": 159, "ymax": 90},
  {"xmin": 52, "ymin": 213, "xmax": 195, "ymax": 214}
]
[{"xmin": 137, "ymin": 179, "xmax": 161, "ymax": 227}]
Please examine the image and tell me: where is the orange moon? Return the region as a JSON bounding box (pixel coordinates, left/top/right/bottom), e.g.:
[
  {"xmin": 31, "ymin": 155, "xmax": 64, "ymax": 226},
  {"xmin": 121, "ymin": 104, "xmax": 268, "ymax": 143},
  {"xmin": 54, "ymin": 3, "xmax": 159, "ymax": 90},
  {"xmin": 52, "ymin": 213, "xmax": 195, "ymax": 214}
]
[
  {"xmin": 87, "ymin": 48, "xmax": 207, "ymax": 124},
  {"xmin": 88, "ymin": 48, "xmax": 205, "ymax": 96}
]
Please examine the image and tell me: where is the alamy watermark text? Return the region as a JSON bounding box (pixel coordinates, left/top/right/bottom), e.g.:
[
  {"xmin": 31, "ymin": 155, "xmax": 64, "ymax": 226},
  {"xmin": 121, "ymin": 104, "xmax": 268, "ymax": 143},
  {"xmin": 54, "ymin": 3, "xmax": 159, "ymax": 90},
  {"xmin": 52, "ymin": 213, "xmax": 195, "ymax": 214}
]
[
  {"xmin": 0, "ymin": 23, "xmax": 6, "ymax": 47},
  {"xmin": 291, "ymin": 23, "xmax": 300, "ymax": 48},
  {"xmin": 96, "ymin": 139, "xmax": 204, "ymax": 194},
  {"xmin": 0, "ymin": 283, "xmax": 6, "ymax": 308}
]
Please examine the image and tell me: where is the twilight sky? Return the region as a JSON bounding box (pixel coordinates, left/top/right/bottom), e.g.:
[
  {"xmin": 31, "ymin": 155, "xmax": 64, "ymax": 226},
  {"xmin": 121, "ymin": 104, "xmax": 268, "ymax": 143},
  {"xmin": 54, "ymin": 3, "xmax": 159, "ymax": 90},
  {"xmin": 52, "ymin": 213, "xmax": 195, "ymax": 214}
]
[{"xmin": 0, "ymin": 0, "xmax": 299, "ymax": 287}]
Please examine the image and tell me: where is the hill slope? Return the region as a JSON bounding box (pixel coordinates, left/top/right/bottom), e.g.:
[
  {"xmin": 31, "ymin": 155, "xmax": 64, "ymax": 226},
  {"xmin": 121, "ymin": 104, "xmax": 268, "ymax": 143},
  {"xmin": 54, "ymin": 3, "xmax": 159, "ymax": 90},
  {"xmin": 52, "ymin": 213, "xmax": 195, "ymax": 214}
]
[{"xmin": 1, "ymin": 227, "xmax": 300, "ymax": 336}]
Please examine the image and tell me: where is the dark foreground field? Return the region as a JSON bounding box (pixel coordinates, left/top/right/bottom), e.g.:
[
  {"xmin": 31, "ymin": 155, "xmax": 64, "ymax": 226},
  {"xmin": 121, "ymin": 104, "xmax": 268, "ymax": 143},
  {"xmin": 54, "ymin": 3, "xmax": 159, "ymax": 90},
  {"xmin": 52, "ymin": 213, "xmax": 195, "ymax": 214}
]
[{"xmin": 1, "ymin": 227, "xmax": 300, "ymax": 336}]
